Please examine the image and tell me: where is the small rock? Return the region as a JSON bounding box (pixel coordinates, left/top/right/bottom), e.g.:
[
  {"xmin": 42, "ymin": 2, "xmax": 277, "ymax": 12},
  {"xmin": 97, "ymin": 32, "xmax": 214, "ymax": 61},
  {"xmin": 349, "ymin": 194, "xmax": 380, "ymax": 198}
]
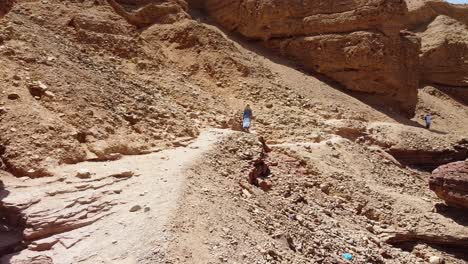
[
  {"xmin": 28, "ymin": 81, "xmax": 48, "ymax": 97},
  {"xmin": 76, "ymin": 168, "xmax": 91, "ymax": 179},
  {"xmin": 43, "ymin": 90, "xmax": 55, "ymax": 98},
  {"xmin": 172, "ymin": 140, "xmax": 189, "ymax": 147},
  {"xmin": 107, "ymin": 153, "xmax": 122, "ymax": 161},
  {"xmin": 110, "ymin": 170, "xmax": 134, "ymax": 178},
  {"xmin": 37, "ymin": 81, "xmax": 48, "ymax": 91},
  {"xmin": 144, "ymin": 206, "xmax": 151, "ymax": 212},
  {"xmin": 241, "ymin": 188, "xmax": 252, "ymax": 198},
  {"xmin": 7, "ymin": 93, "xmax": 20, "ymax": 100},
  {"xmin": 258, "ymin": 179, "xmax": 272, "ymax": 191},
  {"xmin": 130, "ymin": 205, "xmax": 142, "ymax": 212},
  {"xmin": 429, "ymin": 256, "xmax": 444, "ymax": 264},
  {"xmin": 320, "ymin": 183, "xmax": 331, "ymax": 194},
  {"xmin": 295, "ymin": 214, "xmax": 304, "ymax": 223},
  {"xmin": 379, "ymin": 249, "xmax": 392, "ymax": 259},
  {"xmin": 28, "ymin": 237, "xmax": 59, "ymax": 251}
]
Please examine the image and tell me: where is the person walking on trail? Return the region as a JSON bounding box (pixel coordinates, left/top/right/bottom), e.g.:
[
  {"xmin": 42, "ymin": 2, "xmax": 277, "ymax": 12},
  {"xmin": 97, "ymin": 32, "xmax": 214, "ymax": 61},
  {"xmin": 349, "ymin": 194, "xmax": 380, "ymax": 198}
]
[
  {"xmin": 424, "ymin": 113, "xmax": 432, "ymax": 129},
  {"xmin": 243, "ymin": 104, "xmax": 253, "ymax": 132}
]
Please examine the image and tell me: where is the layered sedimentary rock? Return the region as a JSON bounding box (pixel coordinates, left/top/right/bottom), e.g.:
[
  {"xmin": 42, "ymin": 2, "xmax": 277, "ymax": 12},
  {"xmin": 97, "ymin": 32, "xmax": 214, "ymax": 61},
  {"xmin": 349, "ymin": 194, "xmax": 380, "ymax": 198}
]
[
  {"xmin": 420, "ymin": 15, "xmax": 468, "ymax": 87},
  {"xmin": 193, "ymin": 0, "xmax": 420, "ymax": 115},
  {"xmin": 430, "ymin": 160, "xmax": 468, "ymax": 209},
  {"xmin": 199, "ymin": 0, "xmax": 407, "ymax": 39},
  {"xmin": 267, "ymin": 30, "xmax": 420, "ymax": 114},
  {"xmin": 405, "ymin": 0, "xmax": 468, "ymax": 28}
]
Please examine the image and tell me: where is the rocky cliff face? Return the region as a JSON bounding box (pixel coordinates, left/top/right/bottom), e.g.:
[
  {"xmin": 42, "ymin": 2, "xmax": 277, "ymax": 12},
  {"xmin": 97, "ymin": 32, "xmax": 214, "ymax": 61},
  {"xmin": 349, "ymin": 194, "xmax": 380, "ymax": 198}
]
[
  {"xmin": 198, "ymin": 0, "xmax": 407, "ymax": 39},
  {"xmin": 420, "ymin": 15, "xmax": 468, "ymax": 87},
  {"xmin": 409, "ymin": 1, "xmax": 468, "ymax": 104},
  {"xmin": 187, "ymin": 0, "xmax": 468, "ymax": 116},
  {"xmin": 267, "ymin": 31, "xmax": 420, "ymax": 115},
  {"xmin": 405, "ymin": 0, "xmax": 468, "ymax": 28},
  {"xmin": 191, "ymin": 0, "xmax": 420, "ymax": 116}
]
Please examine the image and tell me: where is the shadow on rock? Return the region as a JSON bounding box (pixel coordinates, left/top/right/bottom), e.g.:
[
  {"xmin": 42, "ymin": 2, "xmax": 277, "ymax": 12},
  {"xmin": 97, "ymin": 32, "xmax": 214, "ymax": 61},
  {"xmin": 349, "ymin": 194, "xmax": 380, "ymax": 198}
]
[
  {"xmin": 0, "ymin": 182, "xmax": 26, "ymax": 258},
  {"xmin": 435, "ymin": 203, "xmax": 468, "ymax": 227}
]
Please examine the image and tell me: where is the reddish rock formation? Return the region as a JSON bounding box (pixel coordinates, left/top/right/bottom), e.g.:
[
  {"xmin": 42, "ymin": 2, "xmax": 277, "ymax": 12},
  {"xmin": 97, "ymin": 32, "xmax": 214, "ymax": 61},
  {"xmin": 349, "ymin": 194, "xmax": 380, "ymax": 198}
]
[
  {"xmin": 248, "ymin": 159, "xmax": 270, "ymax": 187},
  {"xmin": 430, "ymin": 159, "xmax": 468, "ymax": 209}
]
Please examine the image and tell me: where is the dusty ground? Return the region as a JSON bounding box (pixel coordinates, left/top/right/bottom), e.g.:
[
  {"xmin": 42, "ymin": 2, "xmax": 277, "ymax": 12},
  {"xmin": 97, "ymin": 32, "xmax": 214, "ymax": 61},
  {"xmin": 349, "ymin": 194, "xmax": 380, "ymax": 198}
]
[
  {"xmin": 166, "ymin": 132, "xmax": 468, "ymax": 264},
  {"xmin": 1, "ymin": 129, "xmax": 229, "ymax": 264}
]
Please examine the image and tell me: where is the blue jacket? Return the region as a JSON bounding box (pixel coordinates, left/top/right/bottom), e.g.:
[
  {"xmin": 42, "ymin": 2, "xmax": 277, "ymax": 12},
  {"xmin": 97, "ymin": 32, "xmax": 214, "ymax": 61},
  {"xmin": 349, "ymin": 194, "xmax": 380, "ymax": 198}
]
[
  {"xmin": 425, "ymin": 115, "xmax": 432, "ymax": 124},
  {"xmin": 243, "ymin": 108, "xmax": 252, "ymax": 119}
]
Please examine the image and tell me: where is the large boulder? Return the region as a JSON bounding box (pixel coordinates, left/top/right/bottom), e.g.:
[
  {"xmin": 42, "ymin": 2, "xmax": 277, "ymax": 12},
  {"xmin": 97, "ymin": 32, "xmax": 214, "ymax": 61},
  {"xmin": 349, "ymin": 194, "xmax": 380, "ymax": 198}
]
[
  {"xmin": 430, "ymin": 160, "xmax": 468, "ymax": 209},
  {"xmin": 420, "ymin": 15, "xmax": 468, "ymax": 87},
  {"xmin": 195, "ymin": 0, "xmax": 420, "ymax": 116}
]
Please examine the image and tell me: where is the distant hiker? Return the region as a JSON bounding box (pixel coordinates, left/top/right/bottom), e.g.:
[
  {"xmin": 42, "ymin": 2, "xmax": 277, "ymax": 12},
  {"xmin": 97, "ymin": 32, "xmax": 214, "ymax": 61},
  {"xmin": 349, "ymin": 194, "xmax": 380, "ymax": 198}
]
[
  {"xmin": 424, "ymin": 113, "xmax": 432, "ymax": 129},
  {"xmin": 243, "ymin": 104, "xmax": 253, "ymax": 132}
]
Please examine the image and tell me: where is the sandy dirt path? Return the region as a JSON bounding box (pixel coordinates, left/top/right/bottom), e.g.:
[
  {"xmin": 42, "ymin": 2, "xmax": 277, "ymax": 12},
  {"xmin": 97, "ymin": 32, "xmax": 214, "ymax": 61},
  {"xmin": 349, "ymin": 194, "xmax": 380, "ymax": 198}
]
[{"xmin": 2, "ymin": 129, "xmax": 230, "ymax": 264}]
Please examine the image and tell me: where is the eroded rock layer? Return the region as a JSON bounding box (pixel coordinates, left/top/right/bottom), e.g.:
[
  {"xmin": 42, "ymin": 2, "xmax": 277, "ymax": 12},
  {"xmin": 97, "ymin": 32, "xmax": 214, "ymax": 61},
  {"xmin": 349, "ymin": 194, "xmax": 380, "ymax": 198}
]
[
  {"xmin": 194, "ymin": 0, "xmax": 420, "ymax": 115},
  {"xmin": 420, "ymin": 15, "xmax": 468, "ymax": 87},
  {"xmin": 430, "ymin": 160, "xmax": 468, "ymax": 209}
]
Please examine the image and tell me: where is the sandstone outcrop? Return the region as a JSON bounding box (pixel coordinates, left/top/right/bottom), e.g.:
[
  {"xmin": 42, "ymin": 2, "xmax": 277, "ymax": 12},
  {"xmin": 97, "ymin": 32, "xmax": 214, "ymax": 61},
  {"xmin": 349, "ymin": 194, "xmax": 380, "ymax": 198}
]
[
  {"xmin": 405, "ymin": 0, "xmax": 468, "ymax": 28},
  {"xmin": 194, "ymin": 0, "xmax": 420, "ymax": 116},
  {"xmin": 0, "ymin": 168, "xmax": 136, "ymax": 258},
  {"xmin": 267, "ymin": 30, "xmax": 420, "ymax": 115},
  {"xmin": 420, "ymin": 15, "xmax": 468, "ymax": 87},
  {"xmin": 198, "ymin": 0, "xmax": 407, "ymax": 40},
  {"xmin": 430, "ymin": 160, "xmax": 468, "ymax": 209}
]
